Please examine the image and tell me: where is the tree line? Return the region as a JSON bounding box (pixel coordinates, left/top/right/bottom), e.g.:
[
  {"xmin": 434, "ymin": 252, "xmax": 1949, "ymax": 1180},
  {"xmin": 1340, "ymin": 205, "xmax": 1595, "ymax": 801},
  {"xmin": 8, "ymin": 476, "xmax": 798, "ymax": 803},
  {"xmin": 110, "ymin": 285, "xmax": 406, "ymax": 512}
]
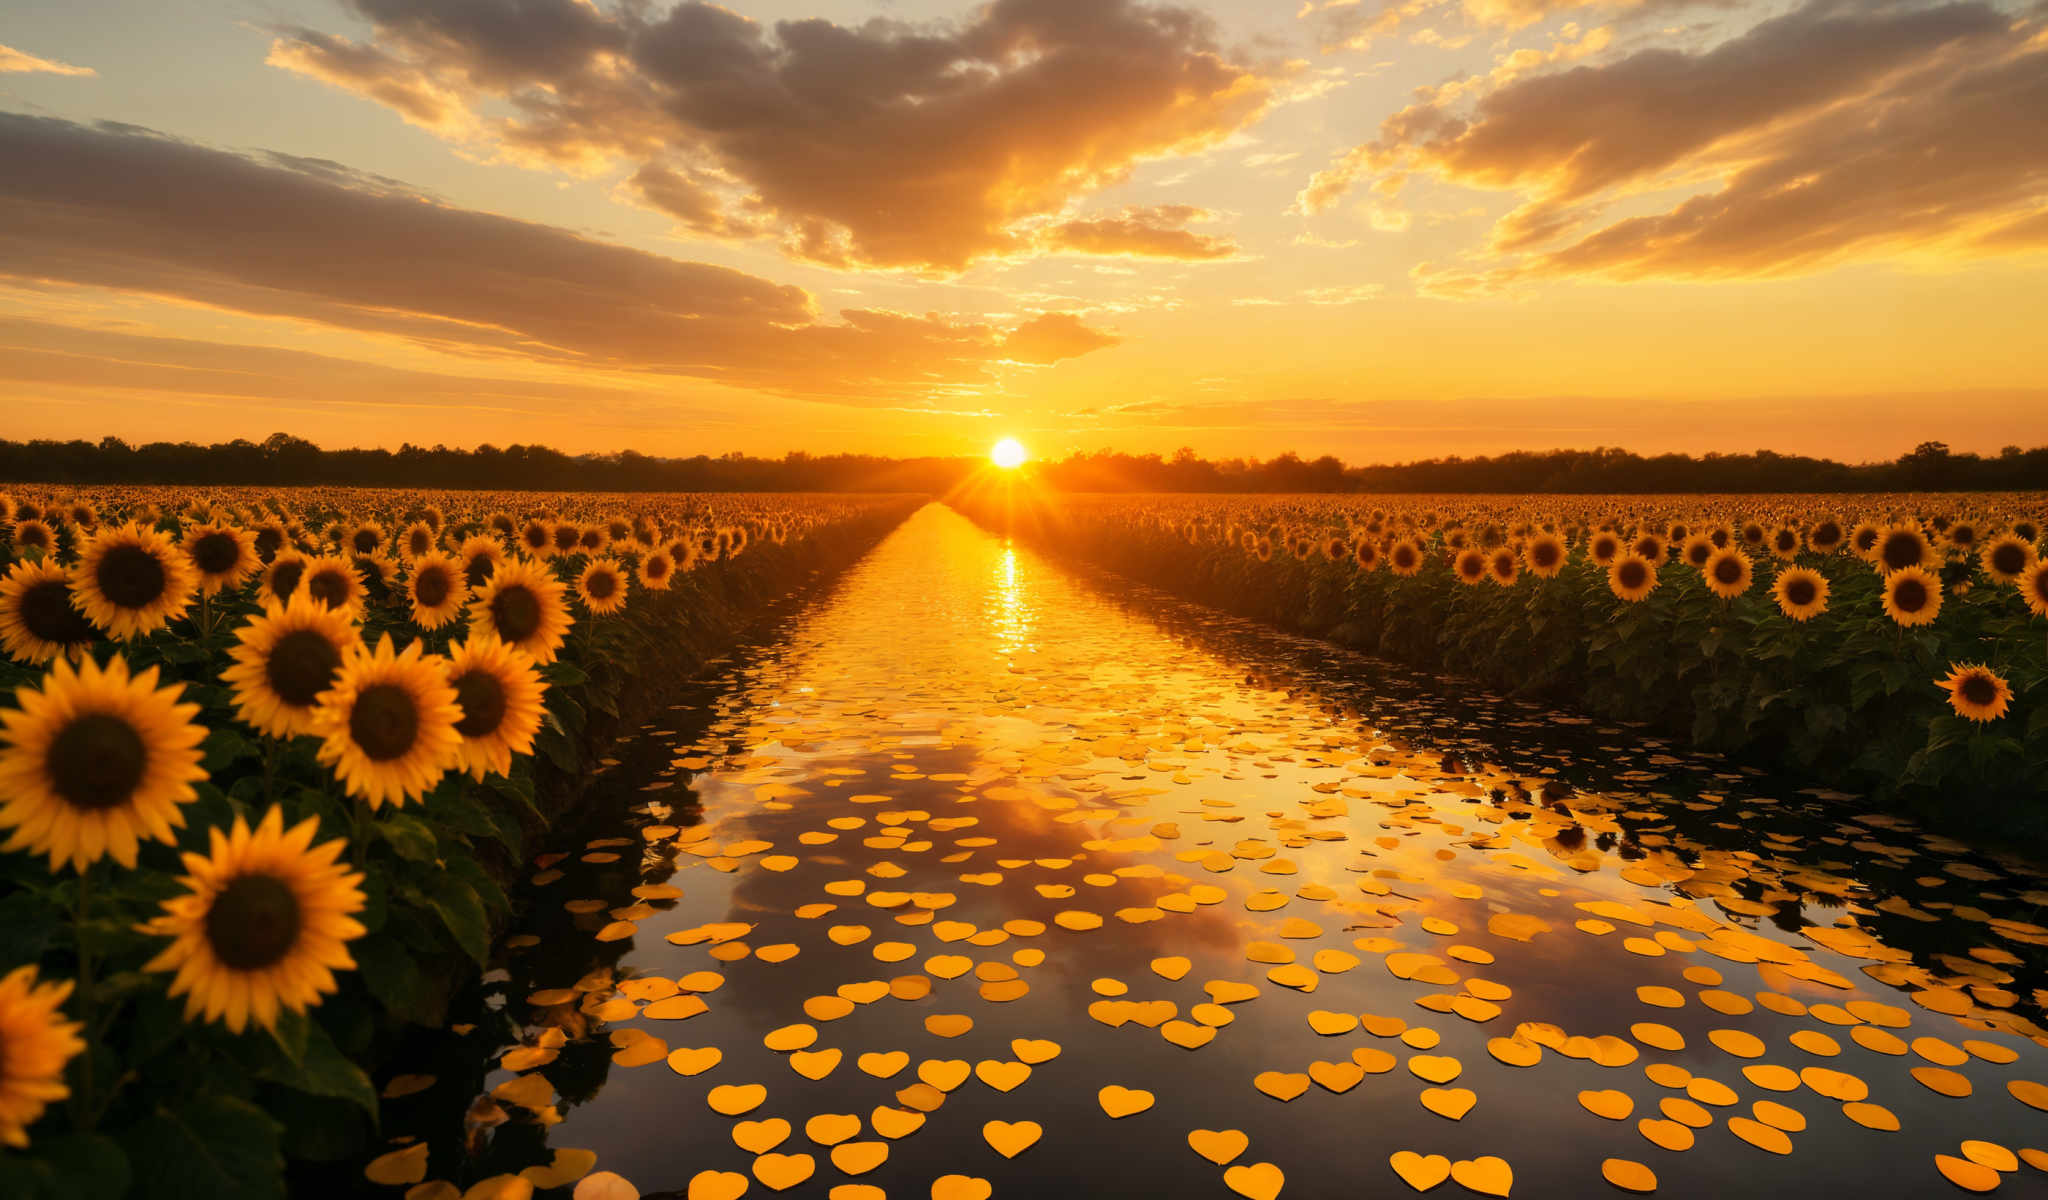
[{"xmin": 0, "ymin": 434, "xmax": 2042, "ymax": 494}]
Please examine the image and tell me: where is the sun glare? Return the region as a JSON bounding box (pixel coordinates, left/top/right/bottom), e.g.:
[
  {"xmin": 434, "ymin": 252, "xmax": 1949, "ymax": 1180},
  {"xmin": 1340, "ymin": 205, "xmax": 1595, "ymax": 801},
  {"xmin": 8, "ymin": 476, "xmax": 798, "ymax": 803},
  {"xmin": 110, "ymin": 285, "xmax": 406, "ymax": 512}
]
[{"xmin": 990, "ymin": 437, "xmax": 1027, "ymax": 469}]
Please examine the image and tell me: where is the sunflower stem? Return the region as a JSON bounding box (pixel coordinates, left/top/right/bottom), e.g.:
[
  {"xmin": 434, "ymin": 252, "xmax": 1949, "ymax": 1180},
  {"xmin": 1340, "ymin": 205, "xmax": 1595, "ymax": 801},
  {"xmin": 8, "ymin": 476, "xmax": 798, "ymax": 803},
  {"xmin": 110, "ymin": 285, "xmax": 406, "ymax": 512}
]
[{"xmin": 73, "ymin": 861, "xmax": 97, "ymax": 1132}]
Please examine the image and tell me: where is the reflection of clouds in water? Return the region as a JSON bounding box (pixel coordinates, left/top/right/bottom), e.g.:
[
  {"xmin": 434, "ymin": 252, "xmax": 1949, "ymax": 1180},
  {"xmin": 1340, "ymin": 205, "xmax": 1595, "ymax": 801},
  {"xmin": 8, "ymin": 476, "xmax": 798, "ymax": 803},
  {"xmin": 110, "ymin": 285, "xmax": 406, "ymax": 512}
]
[{"xmin": 394, "ymin": 505, "xmax": 2048, "ymax": 1200}]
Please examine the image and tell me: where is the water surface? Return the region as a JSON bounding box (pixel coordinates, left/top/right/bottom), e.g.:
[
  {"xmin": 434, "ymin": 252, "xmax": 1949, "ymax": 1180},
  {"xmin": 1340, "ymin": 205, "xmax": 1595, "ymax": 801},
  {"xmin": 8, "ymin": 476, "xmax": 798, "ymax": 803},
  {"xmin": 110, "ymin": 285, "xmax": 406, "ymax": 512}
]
[{"xmin": 373, "ymin": 504, "xmax": 2048, "ymax": 1199}]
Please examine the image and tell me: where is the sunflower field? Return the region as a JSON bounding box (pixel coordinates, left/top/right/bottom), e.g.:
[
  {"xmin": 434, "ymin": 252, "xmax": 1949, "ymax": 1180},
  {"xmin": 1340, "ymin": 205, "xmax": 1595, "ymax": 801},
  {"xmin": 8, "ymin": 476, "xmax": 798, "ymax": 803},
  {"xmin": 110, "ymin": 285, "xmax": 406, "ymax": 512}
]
[
  {"xmin": 0, "ymin": 485, "xmax": 912, "ymax": 1200},
  {"xmin": 957, "ymin": 492, "xmax": 2048, "ymax": 831}
]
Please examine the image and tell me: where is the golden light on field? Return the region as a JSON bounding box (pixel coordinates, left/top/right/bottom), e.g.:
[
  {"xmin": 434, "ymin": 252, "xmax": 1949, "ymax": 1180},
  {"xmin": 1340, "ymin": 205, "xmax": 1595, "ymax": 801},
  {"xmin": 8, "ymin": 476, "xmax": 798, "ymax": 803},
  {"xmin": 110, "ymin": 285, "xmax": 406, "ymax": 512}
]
[{"xmin": 990, "ymin": 438, "xmax": 1028, "ymax": 469}]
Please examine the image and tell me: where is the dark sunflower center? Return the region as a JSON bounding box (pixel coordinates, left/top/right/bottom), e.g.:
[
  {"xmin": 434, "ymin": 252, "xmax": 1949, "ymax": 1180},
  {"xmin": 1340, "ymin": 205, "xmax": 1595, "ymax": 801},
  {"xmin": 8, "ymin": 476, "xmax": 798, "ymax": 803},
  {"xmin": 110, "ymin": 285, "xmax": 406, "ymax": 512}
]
[
  {"xmin": 1775, "ymin": 531, "xmax": 1796, "ymax": 551},
  {"xmin": 1687, "ymin": 543, "xmax": 1711, "ymax": 566},
  {"xmin": 349, "ymin": 683, "xmax": 420, "ymax": 761},
  {"xmin": 491, "ymin": 585, "xmax": 542, "ymax": 642},
  {"xmin": 464, "ymin": 555, "xmax": 496, "ymax": 588},
  {"xmin": 1713, "ymin": 557, "xmax": 1743, "ymax": 585},
  {"xmin": 48, "ymin": 712, "xmax": 147, "ymax": 811},
  {"xmin": 21, "ymin": 579, "xmax": 95, "ymax": 645},
  {"xmin": 204, "ymin": 873, "xmax": 302, "ymax": 971},
  {"xmin": 1960, "ymin": 675, "xmax": 1996, "ymax": 706},
  {"xmin": 1534, "ymin": 543, "xmax": 1560, "ymax": 567},
  {"xmin": 414, "ymin": 567, "xmax": 451, "ymax": 608},
  {"xmin": 352, "ymin": 530, "xmax": 379, "ymax": 554},
  {"xmin": 409, "ymin": 532, "xmax": 432, "ymax": 555},
  {"xmin": 269, "ymin": 562, "xmax": 305, "ymax": 600},
  {"xmin": 19, "ymin": 525, "xmax": 51, "ymax": 550},
  {"xmin": 193, "ymin": 532, "xmax": 240, "ymax": 574},
  {"xmin": 523, "ymin": 526, "xmax": 548, "ymax": 549},
  {"xmin": 1880, "ymin": 534, "xmax": 1922, "ymax": 570},
  {"xmin": 452, "ymin": 669, "xmax": 508, "ymax": 738},
  {"xmin": 1784, "ymin": 577, "xmax": 1816, "ymax": 606},
  {"xmin": 646, "ymin": 557, "xmax": 669, "ymax": 579},
  {"xmin": 1594, "ymin": 538, "xmax": 1616, "ymax": 558},
  {"xmin": 306, "ymin": 568, "xmax": 351, "ymax": 610},
  {"xmin": 1991, "ymin": 543, "xmax": 2027, "ymax": 576},
  {"xmin": 1892, "ymin": 578, "xmax": 1929, "ymax": 612},
  {"xmin": 1812, "ymin": 522, "xmax": 1840, "ymax": 546},
  {"xmin": 586, "ymin": 571, "xmax": 617, "ymax": 600},
  {"xmin": 254, "ymin": 528, "xmax": 283, "ymax": 560},
  {"xmin": 553, "ymin": 526, "xmax": 581, "ymax": 552},
  {"xmin": 1618, "ymin": 561, "xmax": 1647, "ymax": 588},
  {"xmin": 265, "ymin": 629, "xmax": 341, "ymax": 707},
  {"xmin": 96, "ymin": 543, "xmax": 166, "ymax": 609}
]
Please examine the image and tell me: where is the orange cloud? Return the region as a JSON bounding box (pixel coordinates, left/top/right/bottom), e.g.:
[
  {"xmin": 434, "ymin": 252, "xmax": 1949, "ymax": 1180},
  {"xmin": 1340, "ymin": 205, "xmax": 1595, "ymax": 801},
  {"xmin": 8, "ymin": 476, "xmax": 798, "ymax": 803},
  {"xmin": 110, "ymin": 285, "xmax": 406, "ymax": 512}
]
[
  {"xmin": 1305, "ymin": 0, "xmax": 2048, "ymax": 292},
  {"xmin": 1038, "ymin": 205, "xmax": 1240, "ymax": 260},
  {"xmin": 267, "ymin": 0, "xmax": 1283, "ymax": 272},
  {"xmin": 0, "ymin": 43, "xmax": 96, "ymax": 76},
  {"xmin": 0, "ymin": 114, "xmax": 1117, "ymax": 403}
]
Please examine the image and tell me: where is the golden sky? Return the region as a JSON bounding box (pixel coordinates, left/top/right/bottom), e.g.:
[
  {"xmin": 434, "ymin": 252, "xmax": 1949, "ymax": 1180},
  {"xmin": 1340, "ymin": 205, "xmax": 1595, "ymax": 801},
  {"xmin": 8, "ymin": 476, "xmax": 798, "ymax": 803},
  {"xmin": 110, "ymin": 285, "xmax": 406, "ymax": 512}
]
[{"xmin": 3, "ymin": 0, "xmax": 2046, "ymax": 462}]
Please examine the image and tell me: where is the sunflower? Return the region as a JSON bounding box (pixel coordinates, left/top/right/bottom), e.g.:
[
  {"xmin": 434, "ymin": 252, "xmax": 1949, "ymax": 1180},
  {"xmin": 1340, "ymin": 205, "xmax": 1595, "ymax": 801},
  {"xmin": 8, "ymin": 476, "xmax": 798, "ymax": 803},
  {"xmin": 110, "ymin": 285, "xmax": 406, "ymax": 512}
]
[
  {"xmin": 1631, "ymin": 533, "xmax": 1666, "ymax": 564},
  {"xmin": 1699, "ymin": 547, "xmax": 1753, "ymax": 599},
  {"xmin": 142, "ymin": 807, "xmax": 366, "ymax": 1034},
  {"xmin": 1881, "ymin": 566, "xmax": 1942, "ymax": 627},
  {"xmin": 1768, "ymin": 526, "xmax": 1803, "ymax": 561},
  {"xmin": 519, "ymin": 519, "xmax": 553, "ymax": 557},
  {"xmin": 1353, "ymin": 539, "xmax": 1382, "ymax": 572},
  {"xmin": 470, "ymin": 557, "xmax": 574, "ymax": 664},
  {"xmin": 222, "ymin": 595, "xmax": 359, "ymax": 739},
  {"xmin": 2012, "ymin": 519, "xmax": 2040, "ymax": 544},
  {"xmin": 299, "ymin": 554, "xmax": 367, "ymax": 619},
  {"xmin": 0, "ymin": 965, "xmax": 84, "ymax": 1148},
  {"xmin": 1608, "ymin": 553, "xmax": 1658, "ymax": 603},
  {"xmin": 1772, "ymin": 566, "xmax": 1829, "ymax": 622},
  {"xmin": 1521, "ymin": 532, "xmax": 1565, "ymax": 578},
  {"xmin": 1588, "ymin": 531, "xmax": 1622, "ymax": 566},
  {"xmin": 71, "ymin": 522, "xmax": 197, "ymax": 640},
  {"xmin": 182, "ymin": 522, "xmax": 261, "ymax": 596},
  {"xmin": 577, "ymin": 558, "xmax": 629, "ymax": 615},
  {"xmin": 578, "ymin": 526, "xmax": 607, "ymax": 554},
  {"xmin": 1849, "ymin": 522, "xmax": 1883, "ymax": 561},
  {"xmin": 551, "ymin": 523, "xmax": 585, "ymax": 557},
  {"xmin": 1388, "ymin": 539, "xmax": 1423, "ymax": 576},
  {"xmin": 11, "ymin": 519, "xmax": 56, "ymax": 557},
  {"xmin": 638, "ymin": 549, "xmax": 676, "ymax": 589},
  {"xmin": 0, "ymin": 560, "xmax": 99, "ymax": 665},
  {"xmin": 1876, "ymin": 524, "xmax": 1933, "ymax": 573},
  {"xmin": 456, "ymin": 535, "xmax": 506, "ymax": 590},
  {"xmin": 259, "ymin": 551, "xmax": 310, "ymax": 606},
  {"xmin": 0, "ymin": 654, "xmax": 206, "ymax": 870},
  {"xmin": 310, "ymin": 635, "xmax": 462, "ymax": 809},
  {"xmin": 1945, "ymin": 522, "xmax": 1979, "ymax": 554},
  {"xmin": 1980, "ymin": 535, "xmax": 2035, "ymax": 584},
  {"xmin": 406, "ymin": 552, "xmax": 469, "ymax": 630},
  {"xmin": 1934, "ymin": 663, "xmax": 2011, "ymax": 723},
  {"xmin": 395, "ymin": 521, "xmax": 435, "ymax": 562},
  {"xmin": 1487, "ymin": 547, "xmax": 1519, "ymax": 585},
  {"xmin": 2016, "ymin": 560, "xmax": 2048, "ymax": 619},
  {"xmin": 251, "ymin": 518, "xmax": 289, "ymax": 563},
  {"xmin": 1807, "ymin": 517, "xmax": 1845, "ymax": 555},
  {"xmin": 346, "ymin": 522, "xmax": 386, "ymax": 558},
  {"xmin": 1680, "ymin": 534, "xmax": 1715, "ymax": 570},
  {"xmin": 444, "ymin": 636, "xmax": 548, "ymax": 780},
  {"xmin": 1453, "ymin": 547, "xmax": 1488, "ymax": 585}
]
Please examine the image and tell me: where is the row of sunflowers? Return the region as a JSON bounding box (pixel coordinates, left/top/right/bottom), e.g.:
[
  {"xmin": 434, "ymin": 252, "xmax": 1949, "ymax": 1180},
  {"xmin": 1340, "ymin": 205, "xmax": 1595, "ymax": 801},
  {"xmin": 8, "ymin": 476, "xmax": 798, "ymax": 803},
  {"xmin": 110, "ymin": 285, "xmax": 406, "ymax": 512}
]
[
  {"xmin": 956, "ymin": 492, "xmax": 2048, "ymax": 829},
  {"xmin": 0, "ymin": 485, "xmax": 912, "ymax": 1200}
]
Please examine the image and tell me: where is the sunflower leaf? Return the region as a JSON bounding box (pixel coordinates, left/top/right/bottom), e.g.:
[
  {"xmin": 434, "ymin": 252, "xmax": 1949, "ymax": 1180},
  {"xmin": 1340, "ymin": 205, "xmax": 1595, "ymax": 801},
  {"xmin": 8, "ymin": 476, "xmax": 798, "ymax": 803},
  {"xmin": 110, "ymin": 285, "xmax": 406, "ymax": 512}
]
[
  {"xmin": 122, "ymin": 1093, "xmax": 284, "ymax": 1200},
  {"xmin": 0, "ymin": 1132, "xmax": 131, "ymax": 1200}
]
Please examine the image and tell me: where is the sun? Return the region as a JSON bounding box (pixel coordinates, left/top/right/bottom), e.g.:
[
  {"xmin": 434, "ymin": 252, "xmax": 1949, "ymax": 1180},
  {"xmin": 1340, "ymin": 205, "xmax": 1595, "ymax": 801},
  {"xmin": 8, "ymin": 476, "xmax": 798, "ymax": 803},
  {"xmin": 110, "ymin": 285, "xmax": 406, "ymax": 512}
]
[{"xmin": 990, "ymin": 438, "xmax": 1027, "ymax": 469}]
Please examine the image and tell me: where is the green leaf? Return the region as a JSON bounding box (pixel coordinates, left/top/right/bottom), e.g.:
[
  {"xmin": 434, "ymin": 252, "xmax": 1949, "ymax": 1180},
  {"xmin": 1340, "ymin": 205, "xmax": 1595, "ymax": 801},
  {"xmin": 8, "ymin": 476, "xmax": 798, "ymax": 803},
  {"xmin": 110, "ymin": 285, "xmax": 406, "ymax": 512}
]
[
  {"xmin": 373, "ymin": 811, "xmax": 439, "ymax": 863},
  {"xmin": 419, "ymin": 873, "xmax": 490, "ymax": 966},
  {"xmin": 122, "ymin": 1094, "xmax": 284, "ymax": 1200},
  {"xmin": 0, "ymin": 1133, "xmax": 131, "ymax": 1200},
  {"xmin": 257, "ymin": 1013, "xmax": 379, "ymax": 1116}
]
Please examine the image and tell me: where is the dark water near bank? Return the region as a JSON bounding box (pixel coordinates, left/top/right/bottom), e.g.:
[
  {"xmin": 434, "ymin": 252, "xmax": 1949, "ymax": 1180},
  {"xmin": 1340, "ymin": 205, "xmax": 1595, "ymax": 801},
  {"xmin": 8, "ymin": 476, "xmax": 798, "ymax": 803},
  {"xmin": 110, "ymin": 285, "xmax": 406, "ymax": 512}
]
[{"xmin": 364, "ymin": 504, "xmax": 2048, "ymax": 1200}]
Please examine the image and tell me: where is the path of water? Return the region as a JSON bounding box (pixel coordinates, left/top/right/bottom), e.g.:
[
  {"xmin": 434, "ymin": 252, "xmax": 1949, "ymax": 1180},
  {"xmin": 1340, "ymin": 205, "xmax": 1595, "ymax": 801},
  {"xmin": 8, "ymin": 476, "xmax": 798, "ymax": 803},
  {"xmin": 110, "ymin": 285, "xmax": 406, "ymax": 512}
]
[{"xmin": 372, "ymin": 504, "xmax": 2048, "ymax": 1200}]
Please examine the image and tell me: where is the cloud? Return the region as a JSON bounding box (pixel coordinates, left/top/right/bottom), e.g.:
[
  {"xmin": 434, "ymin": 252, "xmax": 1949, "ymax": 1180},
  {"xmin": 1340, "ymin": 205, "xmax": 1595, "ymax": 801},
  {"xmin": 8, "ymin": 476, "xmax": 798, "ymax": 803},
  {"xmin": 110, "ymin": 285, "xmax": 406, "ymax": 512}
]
[
  {"xmin": 0, "ymin": 114, "xmax": 1116, "ymax": 404},
  {"xmin": 1304, "ymin": 0, "xmax": 2048, "ymax": 290},
  {"xmin": 267, "ymin": 0, "xmax": 1286, "ymax": 272},
  {"xmin": 1300, "ymin": 0, "xmax": 1713, "ymax": 49},
  {"xmin": 1037, "ymin": 205, "xmax": 1240, "ymax": 260},
  {"xmin": 998, "ymin": 312, "xmax": 1123, "ymax": 362},
  {"xmin": 0, "ymin": 43, "xmax": 96, "ymax": 76}
]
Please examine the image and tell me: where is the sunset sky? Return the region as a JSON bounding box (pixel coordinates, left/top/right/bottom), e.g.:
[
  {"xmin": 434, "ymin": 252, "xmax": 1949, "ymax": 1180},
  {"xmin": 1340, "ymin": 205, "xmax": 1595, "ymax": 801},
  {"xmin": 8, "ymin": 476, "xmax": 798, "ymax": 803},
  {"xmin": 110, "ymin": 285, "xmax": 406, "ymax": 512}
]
[{"xmin": 3, "ymin": 0, "xmax": 2045, "ymax": 463}]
